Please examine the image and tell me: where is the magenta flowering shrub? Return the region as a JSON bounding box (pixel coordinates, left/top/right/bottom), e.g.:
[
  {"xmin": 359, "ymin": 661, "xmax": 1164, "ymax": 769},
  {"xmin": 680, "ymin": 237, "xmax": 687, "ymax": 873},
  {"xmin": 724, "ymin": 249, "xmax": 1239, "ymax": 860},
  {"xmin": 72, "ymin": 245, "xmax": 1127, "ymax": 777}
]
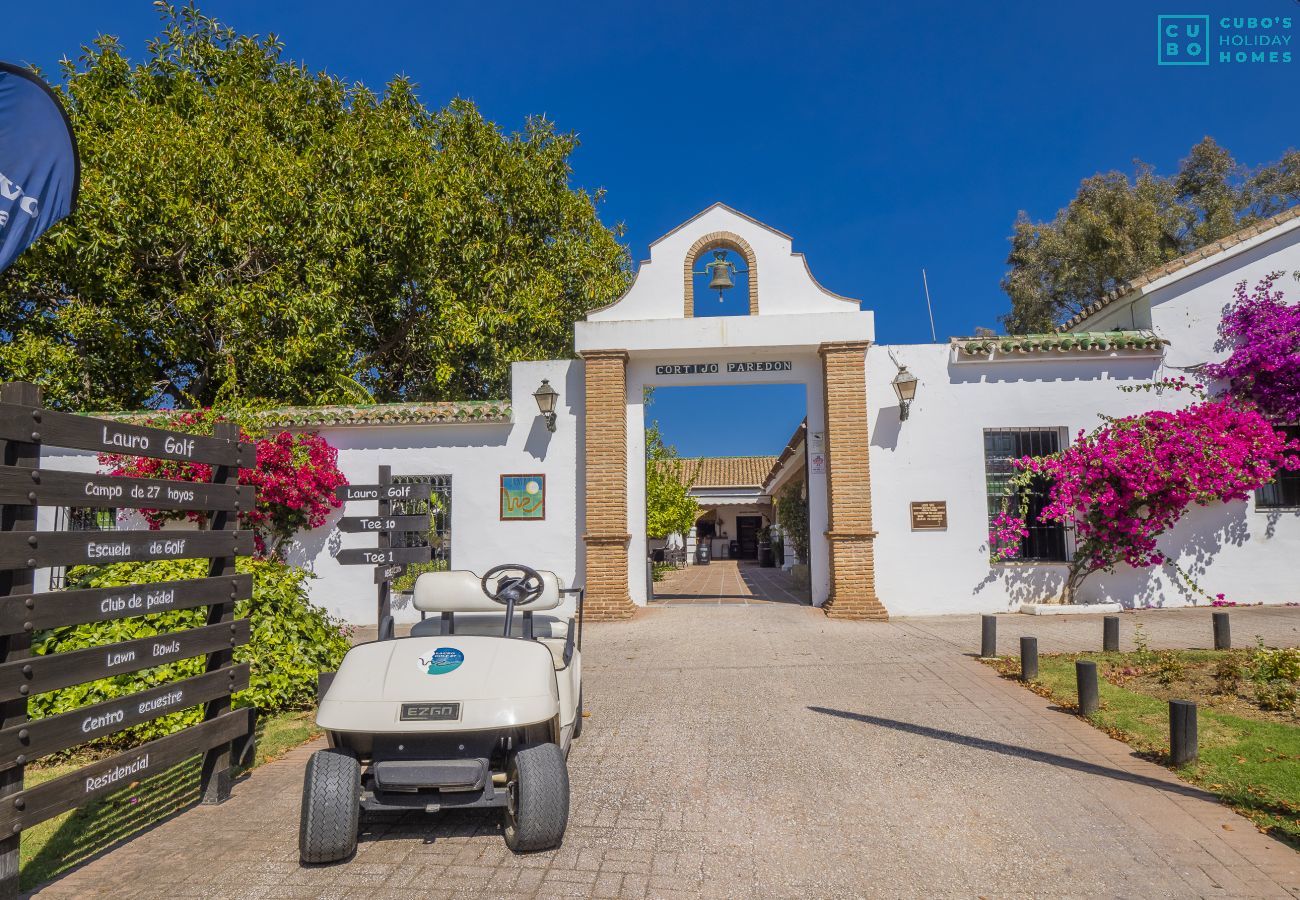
[
  {"xmin": 988, "ymin": 512, "xmax": 1029, "ymax": 561},
  {"xmin": 998, "ymin": 401, "xmax": 1299, "ymax": 602},
  {"xmin": 100, "ymin": 410, "xmax": 347, "ymax": 556},
  {"xmin": 1204, "ymin": 273, "xmax": 1300, "ymax": 423}
]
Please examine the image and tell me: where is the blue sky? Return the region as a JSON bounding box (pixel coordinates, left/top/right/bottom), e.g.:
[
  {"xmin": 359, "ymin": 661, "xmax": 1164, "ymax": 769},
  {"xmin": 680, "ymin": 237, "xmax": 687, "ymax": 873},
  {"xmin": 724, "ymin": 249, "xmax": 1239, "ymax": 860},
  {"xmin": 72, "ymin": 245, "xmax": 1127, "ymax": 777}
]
[{"xmin": 6, "ymin": 1, "xmax": 1297, "ymax": 455}]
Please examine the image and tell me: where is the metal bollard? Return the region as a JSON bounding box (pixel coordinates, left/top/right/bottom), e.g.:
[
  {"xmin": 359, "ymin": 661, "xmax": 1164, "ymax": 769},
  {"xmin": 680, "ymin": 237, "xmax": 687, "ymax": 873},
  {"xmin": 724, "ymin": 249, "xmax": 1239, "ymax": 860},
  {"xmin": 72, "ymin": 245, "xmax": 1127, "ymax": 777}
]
[
  {"xmin": 981, "ymin": 614, "xmax": 997, "ymax": 657},
  {"xmin": 1169, "ymin": 700, "xmax": 1198, "ymax": 766},
  {"xmin": 1103, "ymin": 615, "xmax": 1119, "ymax": 652},
  {"xmin": 1212, "ymin": 611, "xmax": 1231, "ymax": 650},
  {"xmin": 1020, "ymin": 636, "xmax": 1039, "ymax": 681},
  {"xmin": 1076, "ymin": 660, "xmax": 1099, "ymax": 716}
]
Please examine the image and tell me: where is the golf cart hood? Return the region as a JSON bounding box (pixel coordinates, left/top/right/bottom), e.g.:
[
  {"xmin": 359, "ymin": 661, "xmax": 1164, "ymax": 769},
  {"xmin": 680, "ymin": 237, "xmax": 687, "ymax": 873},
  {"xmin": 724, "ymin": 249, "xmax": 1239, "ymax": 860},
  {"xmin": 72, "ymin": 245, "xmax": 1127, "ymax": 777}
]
[{"xmin": 317, "ymin": 635, "xmax": 559, "ymax": 734}]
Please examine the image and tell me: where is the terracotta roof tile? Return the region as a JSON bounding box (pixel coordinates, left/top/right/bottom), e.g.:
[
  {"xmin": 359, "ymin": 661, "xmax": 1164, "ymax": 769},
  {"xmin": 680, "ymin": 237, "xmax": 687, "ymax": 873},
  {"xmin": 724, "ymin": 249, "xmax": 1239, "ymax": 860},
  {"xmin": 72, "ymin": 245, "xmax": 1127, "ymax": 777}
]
[
  {"xmin": 1057, "ymin": 207, "xmax": 1300, "ymax": 332},
  {"xmin": 952, "ymin": 330, "xmax": 1168, "ymax": 357},
  {"xmin": 96, "ymin": 401, "xmax": 512, "ymax": 428},
  {"xmin": 658, "ymin": 456, "xmax": 780, "ymax": 489}
]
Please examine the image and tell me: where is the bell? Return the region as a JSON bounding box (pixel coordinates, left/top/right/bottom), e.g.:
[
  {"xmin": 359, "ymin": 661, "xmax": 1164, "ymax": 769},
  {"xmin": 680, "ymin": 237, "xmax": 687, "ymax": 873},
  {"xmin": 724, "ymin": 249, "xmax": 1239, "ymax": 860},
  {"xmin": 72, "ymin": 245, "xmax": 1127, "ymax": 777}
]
[{"xmin": 706, "ymin": 253, "xmax": 734, "ymax": 291}]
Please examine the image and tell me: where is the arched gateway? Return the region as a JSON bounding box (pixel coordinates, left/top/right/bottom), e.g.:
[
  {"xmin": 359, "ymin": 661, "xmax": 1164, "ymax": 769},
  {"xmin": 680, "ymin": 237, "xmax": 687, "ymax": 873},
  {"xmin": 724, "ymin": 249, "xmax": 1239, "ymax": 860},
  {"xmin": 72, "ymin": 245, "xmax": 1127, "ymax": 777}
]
[{"xmin": 574, "ymin": 204, "xmax": 888, "ymax": 621}]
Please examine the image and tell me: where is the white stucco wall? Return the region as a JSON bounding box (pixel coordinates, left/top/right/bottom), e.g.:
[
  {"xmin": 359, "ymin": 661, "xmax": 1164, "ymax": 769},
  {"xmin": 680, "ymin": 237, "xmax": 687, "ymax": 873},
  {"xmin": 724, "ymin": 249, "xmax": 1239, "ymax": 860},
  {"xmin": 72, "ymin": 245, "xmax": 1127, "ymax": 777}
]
[
  {"xmin": 285, "ymin": 360, "xmax": 584, "ymax": 624},
  {"xmin": 871, "ymin": 237, "xmax": 1300, "ymax": 615},
  {"xmin": 1073, "ymin": 218, "xmax": 1300, "ymax": 365},
  {"xmin": 36, "ymin": 360, "xmax": 586, "ymax": 626}
]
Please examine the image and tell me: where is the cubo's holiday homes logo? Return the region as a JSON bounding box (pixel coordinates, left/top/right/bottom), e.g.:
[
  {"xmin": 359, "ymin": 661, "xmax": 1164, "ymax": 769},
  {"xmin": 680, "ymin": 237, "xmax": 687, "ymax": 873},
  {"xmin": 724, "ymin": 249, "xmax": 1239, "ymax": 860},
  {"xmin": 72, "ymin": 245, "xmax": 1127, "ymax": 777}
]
[{"xmin": 1158, "ymin": 14, "xmax": 1293, "ymax": 66}]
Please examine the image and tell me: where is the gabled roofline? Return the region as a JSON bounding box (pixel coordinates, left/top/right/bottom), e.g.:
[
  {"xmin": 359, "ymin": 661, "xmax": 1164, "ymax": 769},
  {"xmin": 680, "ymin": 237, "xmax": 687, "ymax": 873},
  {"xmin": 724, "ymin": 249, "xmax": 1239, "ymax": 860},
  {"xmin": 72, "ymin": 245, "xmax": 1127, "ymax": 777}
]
[
  {"xmin": 648, "ymin": 202, "xmax": 794, "ymax": 248},
  {"xmin": 1059, "ymin": 206, "xmax": 1300, "ymax": 332}
]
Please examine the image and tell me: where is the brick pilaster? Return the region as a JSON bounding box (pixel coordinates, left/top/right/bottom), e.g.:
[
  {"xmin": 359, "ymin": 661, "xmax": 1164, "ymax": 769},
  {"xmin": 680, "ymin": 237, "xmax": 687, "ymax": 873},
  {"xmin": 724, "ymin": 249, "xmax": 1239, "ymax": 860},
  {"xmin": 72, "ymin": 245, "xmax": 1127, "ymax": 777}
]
[
  {"xmin": 580, "ymin": 350, "xmax": 636, "ymax": 620},
  {"xmin": 819, "ymin": 341, "xmax": 888, "ymax": 620}
]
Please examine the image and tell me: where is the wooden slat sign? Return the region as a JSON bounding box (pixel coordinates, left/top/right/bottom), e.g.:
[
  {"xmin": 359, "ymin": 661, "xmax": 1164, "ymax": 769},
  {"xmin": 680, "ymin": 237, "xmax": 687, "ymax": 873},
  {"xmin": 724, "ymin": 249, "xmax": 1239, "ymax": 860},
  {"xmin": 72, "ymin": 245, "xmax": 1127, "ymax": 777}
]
[
  {"xmin": 336, "ymin": 545, "xmax": 432, "ymax": 566},
  {"xmin": 374, "ymin": 563, "xmax": 406, "ymax": 584},
  {"xmin": 337, "ymin": 515, "xmax": 429, "ymax": 534},
  {"xmin": 0, "ymin": 574, "xmax": 253, "ymax": 635},
  {"xmin": 336, "ymin": 482, "xmax": 432, "ymax": 502},
  {"xmin": 0, "ymin": 619, "xmax": 251, "ymax": 702},
  {"xmin": 0, "ymin": 383, "xmax": 256, "ymax": 879},
  {"xmin": 0, "ymin": 708, "xmax": 252, "ymax": 834},
  {"xmin": 0, "ymin": 665, "xmax": 251, "ymax": 768},
  {"xmin": 0, "ymin": 403, "xmax": 248, "ymax": 466},
  {"xmin": 0, "ymin": 529, "xmax": 253, "ymax": 569},
  {"xmin": 0, "ymin": 466, "xmax": 253, "ymax": 512}
]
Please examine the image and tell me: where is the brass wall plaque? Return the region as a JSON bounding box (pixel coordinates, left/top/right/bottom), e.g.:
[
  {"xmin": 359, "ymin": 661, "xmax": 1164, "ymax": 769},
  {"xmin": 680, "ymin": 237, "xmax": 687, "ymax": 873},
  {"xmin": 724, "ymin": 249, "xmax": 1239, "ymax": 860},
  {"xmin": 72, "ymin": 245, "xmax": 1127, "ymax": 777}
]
[{"xmin": 910, "ymin": 501, "xmax": 948, "ymax": 531}]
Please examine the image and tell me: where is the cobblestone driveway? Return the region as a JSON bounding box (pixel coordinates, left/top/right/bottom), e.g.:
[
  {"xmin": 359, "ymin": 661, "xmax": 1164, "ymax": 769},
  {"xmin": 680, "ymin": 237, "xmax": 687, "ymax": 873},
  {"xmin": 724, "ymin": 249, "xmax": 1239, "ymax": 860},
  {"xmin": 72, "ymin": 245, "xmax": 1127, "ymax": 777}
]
[{"xmin": 31, "ymin": 605, "xmax": 1300, "ymax": 898}]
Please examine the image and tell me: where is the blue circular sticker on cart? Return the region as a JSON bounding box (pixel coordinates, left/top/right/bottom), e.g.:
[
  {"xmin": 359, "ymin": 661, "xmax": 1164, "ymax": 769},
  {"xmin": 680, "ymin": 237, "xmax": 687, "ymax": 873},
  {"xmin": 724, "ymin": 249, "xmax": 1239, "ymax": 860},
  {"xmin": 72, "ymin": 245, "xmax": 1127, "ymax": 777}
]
[{"xmin": 419, "ymin": 647, "xmax": 464, "ymax": 675}]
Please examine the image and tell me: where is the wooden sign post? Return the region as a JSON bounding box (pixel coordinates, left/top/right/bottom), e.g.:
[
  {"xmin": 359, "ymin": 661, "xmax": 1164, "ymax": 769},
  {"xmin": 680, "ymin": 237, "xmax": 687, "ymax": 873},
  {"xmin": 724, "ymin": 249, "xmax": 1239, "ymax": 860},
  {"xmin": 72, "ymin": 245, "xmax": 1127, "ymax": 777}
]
[
  {"xmin": 333, "ymin": 470, "xmax": 432, "ymax": 637},
  {"xmin": 0, "ymin": 382, "xmax": 254, "ymax": 899}
]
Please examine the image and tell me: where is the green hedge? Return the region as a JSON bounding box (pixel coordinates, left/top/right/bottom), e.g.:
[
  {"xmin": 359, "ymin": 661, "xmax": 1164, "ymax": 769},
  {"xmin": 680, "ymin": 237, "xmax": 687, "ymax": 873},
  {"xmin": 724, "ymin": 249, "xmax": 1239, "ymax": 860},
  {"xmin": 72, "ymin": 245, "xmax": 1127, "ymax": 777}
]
[{"xmin": 29, "ymin": 557, "xmax": 350, "ymax": 749}]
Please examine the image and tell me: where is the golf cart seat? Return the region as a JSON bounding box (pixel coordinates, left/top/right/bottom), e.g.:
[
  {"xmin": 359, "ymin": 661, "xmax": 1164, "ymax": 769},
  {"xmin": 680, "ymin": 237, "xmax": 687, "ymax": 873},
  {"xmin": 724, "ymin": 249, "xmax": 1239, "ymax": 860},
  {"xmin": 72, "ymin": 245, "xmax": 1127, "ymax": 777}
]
[{"xmin": 408, "ymin": 569, "xmax": 574, "ymax": 644}]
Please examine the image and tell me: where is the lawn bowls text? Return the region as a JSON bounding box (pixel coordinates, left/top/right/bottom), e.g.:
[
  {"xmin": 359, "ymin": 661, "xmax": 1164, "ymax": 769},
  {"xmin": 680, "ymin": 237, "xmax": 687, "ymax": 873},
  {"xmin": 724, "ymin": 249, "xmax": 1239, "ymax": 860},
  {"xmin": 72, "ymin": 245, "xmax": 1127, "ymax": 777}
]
[{"xmin": 104, "ymin": 637, "xmax": 183, "ymax": 669}]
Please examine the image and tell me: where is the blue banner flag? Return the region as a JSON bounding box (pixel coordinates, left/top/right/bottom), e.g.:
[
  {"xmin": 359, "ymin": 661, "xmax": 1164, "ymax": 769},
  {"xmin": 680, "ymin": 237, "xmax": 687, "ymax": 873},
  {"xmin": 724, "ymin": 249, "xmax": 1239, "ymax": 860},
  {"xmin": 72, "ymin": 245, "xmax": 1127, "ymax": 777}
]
[{"xmin": 0, "ymin": 62, "xmax": 79, "ymax": 274}]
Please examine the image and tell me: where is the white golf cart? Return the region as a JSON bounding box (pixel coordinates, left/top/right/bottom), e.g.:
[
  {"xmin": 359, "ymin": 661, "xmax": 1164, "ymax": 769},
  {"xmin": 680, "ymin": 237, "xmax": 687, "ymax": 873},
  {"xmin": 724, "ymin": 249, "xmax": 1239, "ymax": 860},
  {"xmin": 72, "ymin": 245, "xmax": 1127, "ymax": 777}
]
[{"xmin": 299, "ymin": 564, "xmax": 584, "ymax": 863}]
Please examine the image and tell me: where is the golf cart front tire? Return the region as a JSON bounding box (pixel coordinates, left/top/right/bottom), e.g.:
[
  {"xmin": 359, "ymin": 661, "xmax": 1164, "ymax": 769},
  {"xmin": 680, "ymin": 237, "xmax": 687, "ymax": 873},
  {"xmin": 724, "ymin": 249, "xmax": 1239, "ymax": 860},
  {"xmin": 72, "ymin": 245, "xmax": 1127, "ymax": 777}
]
[
  {"xmin": 504, "ymin": 742, "xmax": 569, "ymax": 852},
  {"xmin": 300, "ymin": 748, "xmax": 361, "ymax": 864}
]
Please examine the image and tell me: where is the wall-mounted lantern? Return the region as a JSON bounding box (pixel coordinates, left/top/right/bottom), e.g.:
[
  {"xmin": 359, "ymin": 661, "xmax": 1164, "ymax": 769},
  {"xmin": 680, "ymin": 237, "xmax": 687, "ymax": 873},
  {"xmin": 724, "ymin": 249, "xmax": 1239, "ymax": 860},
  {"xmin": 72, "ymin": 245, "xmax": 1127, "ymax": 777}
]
[
  {"xmin": 892, "ymin": 365, "xmax": 918, "ymax": 421},
  {"xmin": 533, "ymin": 378, "xmax": 559, "ymax": 432}
]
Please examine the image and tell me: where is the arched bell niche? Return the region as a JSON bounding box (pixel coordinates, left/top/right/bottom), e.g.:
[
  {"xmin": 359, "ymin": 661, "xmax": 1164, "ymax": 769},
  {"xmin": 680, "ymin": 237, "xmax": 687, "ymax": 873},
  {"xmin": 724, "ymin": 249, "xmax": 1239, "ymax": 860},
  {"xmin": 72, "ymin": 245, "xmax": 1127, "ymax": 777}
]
[{"xmin": 682, "ymin": 230, "xmax": 758, "ymax": 317}]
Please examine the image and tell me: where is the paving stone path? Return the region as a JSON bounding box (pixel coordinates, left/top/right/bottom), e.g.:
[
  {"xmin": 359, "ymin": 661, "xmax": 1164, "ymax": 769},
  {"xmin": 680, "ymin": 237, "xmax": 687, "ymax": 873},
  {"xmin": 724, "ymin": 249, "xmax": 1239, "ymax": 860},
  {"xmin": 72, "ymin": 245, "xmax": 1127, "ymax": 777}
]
[{"xmin": 29, "ymin": 604, "xmax": 1300, "ymax": 899}]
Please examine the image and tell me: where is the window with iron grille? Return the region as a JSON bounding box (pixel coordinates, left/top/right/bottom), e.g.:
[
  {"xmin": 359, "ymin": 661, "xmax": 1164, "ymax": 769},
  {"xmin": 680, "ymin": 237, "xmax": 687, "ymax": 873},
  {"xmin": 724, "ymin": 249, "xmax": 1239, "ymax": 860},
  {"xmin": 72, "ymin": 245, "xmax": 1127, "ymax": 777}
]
[
  {"xmin": 984, "ymin": 428, "xmax": 1071, "ymax": 562},
  {"xmin": 50, "ymin": 506, "xmax": 118, "ymax": 588},
  {"xmin": 1256, "ymin": 425, "xmax": 1300, "ymax": 510},
  {"xmin": 391, "ymin": 474, "xmax": 452, "ymax": 567}
]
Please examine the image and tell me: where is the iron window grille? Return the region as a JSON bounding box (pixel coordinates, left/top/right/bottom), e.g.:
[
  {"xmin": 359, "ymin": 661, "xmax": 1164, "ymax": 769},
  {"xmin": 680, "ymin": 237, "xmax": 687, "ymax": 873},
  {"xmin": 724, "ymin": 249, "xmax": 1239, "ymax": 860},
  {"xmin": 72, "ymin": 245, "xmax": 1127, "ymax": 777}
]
[
  {"xmin": 1256, "ymin": 424, "xmax": 1300, "ymax": 510},
  {"xmin": 984, "ymin": 427, "xmax": 1072, "ymax": 562},
  {"xmin": 391, "ymin": 474, "xmax": 452, "ymax": 568},
  {"xmin": 50, "ymin": 505, "xmax": 118, "ymax": 588}
]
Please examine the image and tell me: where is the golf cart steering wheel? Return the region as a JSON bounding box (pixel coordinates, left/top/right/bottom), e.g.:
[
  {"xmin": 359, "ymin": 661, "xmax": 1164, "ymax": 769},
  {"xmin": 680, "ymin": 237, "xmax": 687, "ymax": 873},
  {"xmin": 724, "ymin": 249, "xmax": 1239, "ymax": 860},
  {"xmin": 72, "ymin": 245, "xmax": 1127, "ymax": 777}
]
[{"xmin": 481, "ymin": 564, "xmax": 545, "ymax": 608}]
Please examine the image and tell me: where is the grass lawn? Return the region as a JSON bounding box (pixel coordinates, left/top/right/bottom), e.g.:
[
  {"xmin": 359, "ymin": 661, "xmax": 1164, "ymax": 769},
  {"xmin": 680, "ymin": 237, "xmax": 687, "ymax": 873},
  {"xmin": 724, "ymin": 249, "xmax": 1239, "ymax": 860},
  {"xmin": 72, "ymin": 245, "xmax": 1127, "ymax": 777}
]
[
  {"xmin": 984, "ymin": 649, "xmax": 1300, "ymax": 848},
  {"xmin": 19, "ymin": 708, "xmax": 320, "ymax": 891}
]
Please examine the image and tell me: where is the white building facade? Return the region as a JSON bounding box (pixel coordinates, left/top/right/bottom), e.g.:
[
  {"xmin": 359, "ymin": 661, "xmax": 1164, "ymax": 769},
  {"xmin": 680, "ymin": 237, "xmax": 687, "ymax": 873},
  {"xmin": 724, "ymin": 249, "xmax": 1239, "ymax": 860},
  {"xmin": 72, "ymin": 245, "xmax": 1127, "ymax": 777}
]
[{"xmin": 38, "ymin": 205, "xmax": 1300, "ymax": 622}]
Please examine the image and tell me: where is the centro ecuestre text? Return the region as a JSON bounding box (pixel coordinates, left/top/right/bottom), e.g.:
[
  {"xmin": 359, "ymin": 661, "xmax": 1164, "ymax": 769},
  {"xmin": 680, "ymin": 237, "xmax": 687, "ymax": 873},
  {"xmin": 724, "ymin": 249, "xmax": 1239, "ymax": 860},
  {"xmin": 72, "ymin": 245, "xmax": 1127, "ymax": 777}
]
[{"xmin": 1158, "ymin": 15, "xmax": 1293, "ymax": 65}]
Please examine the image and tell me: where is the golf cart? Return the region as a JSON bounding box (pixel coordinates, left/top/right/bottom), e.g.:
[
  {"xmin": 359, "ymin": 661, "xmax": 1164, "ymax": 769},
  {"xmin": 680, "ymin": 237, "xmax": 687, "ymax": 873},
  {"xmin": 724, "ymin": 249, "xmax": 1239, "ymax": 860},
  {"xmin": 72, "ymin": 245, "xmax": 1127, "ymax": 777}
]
[{"xmin": 299, "ymin": 564, "xmax": 584, "ymax": 863}]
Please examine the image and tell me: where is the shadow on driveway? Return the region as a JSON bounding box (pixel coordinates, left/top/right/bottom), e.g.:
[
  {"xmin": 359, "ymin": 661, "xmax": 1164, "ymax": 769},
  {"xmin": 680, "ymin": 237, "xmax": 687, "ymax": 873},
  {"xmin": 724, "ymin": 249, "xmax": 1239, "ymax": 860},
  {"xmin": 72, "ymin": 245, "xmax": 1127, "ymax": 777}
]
[{"xmin": 808, "ymin": 706, "xmax": 1214, "ymax": 801}]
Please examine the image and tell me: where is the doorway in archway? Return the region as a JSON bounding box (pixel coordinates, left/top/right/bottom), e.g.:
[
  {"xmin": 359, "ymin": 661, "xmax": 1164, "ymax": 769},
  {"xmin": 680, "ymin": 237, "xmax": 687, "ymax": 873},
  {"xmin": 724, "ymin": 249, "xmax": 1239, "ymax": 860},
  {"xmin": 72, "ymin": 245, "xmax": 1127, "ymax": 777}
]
[{"xmin": 643, "ymin": 383, "xmax": 810, "ymax": 606}]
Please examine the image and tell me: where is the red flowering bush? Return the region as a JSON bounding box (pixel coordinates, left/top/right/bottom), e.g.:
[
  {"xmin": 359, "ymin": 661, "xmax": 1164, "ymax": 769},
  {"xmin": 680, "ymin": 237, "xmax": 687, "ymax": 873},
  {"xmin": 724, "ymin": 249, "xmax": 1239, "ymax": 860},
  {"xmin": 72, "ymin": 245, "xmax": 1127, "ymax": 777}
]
[
  {"xmin": 100, "ymin": 409, "xmax": 347, "ymax": 556},
  {"xmin": 997, "ymin": 401, "xmax": 1298, "ymax": 602},
  {"xmin": 1204, "ymin": 273, "xmax": 1300, "ymax": 424}
]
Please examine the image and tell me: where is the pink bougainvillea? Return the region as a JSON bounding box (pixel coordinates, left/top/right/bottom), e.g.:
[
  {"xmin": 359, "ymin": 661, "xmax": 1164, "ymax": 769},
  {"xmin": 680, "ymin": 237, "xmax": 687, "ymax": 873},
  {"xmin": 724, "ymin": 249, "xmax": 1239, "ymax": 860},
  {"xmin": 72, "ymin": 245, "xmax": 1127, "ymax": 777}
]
[
  {"xmin": 996, "ymin": 401, "xmax": 1299, "ymax": 602},
  {"xmin": 1204, "ymin": 273, "xmax": 1300, "ymax": 424},
  {"xmin": 988, "ymin": 511, "xmax": 1029, "ymax": 562},
  {"xmin": 100, "ymin": 410, "xmax": 347, "ymax": 557}
]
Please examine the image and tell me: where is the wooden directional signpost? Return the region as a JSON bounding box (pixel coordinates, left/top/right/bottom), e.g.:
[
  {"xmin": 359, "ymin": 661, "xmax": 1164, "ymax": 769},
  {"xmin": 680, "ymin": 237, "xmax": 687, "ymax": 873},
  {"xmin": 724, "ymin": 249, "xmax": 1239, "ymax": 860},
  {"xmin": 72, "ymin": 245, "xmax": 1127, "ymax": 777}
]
[
  {"xmin": 0, "ymin": 382, "xmax": 255, "ymax": 898},
  {"xmin": 334, "ymin": 467, "xmax": 432, "ymax": 634}
]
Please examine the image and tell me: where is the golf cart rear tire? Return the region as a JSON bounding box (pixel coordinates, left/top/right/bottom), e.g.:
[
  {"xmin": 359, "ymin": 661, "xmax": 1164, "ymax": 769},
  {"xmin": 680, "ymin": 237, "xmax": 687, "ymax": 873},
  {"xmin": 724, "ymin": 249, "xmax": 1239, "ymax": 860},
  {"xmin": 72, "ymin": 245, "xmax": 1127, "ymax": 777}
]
[
  {"xmin": 504, "ymin": 742, "xmax": 569, "ymax": 852},
  {"xmin": 299, "ymin": 748, "xmax": 361, "ymax": 864}
]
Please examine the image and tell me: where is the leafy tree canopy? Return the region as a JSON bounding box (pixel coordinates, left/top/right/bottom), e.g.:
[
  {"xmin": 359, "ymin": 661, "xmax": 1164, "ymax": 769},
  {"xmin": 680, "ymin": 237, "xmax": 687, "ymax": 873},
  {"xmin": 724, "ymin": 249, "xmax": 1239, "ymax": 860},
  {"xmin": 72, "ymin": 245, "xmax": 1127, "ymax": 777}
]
[
  {"xmin": 645, "ymin": 420, "xmax": 699, "ymax": 541},
  {"xmin": 0, "ymin": 2, "xmax": 630, "ymax": 410},
  {"xmin": 1001, "ymin": 138, "xmax": 1300, "ymax": 333}
]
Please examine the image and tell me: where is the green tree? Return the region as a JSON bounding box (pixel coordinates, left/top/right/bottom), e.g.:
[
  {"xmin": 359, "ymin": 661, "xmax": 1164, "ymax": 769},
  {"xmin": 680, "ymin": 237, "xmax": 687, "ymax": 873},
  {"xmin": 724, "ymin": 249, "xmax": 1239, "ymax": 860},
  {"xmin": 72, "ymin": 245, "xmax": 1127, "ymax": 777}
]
[
  {"xmin": 0, "ymin": 3, "xmax": 630, "ymax": 410},
  {"xmin": 645, "ymin": 421, "xmax": 699, "ymax": 540},
  {"xmin": 1001, "ymin": 138, "xmax": 1300, "ymax": 333}
]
